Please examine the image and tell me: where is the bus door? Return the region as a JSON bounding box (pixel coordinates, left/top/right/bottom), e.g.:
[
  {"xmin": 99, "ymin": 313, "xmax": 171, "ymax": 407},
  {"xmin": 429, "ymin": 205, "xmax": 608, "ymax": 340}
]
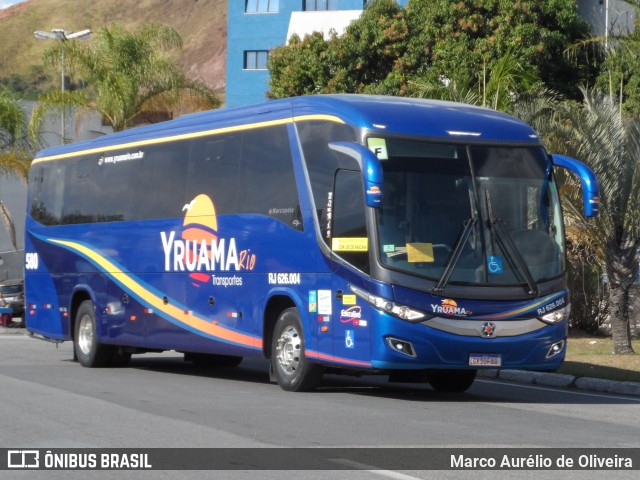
[{"xmin": 329, "ymin": 168, "xmax": 372, "ymax": 364}]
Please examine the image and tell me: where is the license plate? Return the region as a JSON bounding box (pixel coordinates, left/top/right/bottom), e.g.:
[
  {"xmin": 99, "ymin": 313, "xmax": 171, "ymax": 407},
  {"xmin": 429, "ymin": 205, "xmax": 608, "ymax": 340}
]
[{"xmin": 469, "ymin": 353, "xmax": 501, "ymax": 367}]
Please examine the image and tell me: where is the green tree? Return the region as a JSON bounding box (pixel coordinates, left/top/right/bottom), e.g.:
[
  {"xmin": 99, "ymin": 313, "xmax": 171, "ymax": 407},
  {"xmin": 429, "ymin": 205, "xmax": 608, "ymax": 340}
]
[
  {"xmin": 268, "ymin": 0, "xmax": 594, "ymax": 99},
  {"xmin": 267, "ymin": 31, "xmax": 340, "ymax": 98},
  {"xmin": 0, "ymin": 87, "xmax": 31, "ymax": 179},
  {"xmin": 0, "ymin": 87, "xmax": 31, "ymax": 254},
  {"xmin": 30, "ymin": 23, "xmax": 220, "ymax": 135},
  {"xmin": 268, "ymin": 0, "xmax": 408, "ymax": 97},
  {"xmin": 403, "ymin": 0, "xmax": 593, "ymax": 99},
  {"xmin": 409, "ymin": 48, "xmax": 541, "ymax": 112}
]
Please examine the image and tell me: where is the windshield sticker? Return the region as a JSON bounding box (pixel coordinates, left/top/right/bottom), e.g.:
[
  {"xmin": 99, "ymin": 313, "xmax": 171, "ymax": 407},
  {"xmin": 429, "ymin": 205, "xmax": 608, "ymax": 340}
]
[
  {"xmin": 309, "ymin": 291, "xmax": 317, "ymax": 313},
  {"xmin": 340, "ymin": 306, "xmax": 361, "ymax": 322},
  {"xmin": 383, "ymin": 244, "xmax": 395, "ymax": 253},
  {"xmin": 342, "ymin": 294, "xmax": 357, "ymax": 305},
  {"xmin": 367, "ymin": 138, "xmax": 389, "ymax": 160},
  {"xmin": 340, "ymin": 306, "xmax": 368, "ymax": 327},
  {"xmin": 318, "ymin": 290, "xmax": 332, "ymax": 315},
  {"xmin": 487, "ymin": 255, "xmax": 504, "ymax": 274},
  {"xmin": 332, "ymin": 238, "xmax": 368, "ymax": 252},
  {"xmin": 407, "ymin": 243, "xmax": 434, "ymax": 263}
]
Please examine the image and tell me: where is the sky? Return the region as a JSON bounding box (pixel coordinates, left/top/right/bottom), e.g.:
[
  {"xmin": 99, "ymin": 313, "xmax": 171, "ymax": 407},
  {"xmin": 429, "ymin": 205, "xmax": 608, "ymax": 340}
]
[{"xmin": 0, "ymin": 1, "xmax": 25, "ymax": 9}]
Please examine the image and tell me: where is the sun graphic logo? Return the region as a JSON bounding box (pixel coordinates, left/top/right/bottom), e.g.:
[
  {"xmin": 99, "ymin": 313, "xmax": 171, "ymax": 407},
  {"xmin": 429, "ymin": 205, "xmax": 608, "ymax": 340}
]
[
  {"xmin": 179, "ymin": 194, "xmax": 218, "ymax": 287},
  {"xmin": 441, "ymin": 299, "xmax": 458, "ymax": 315},
  {"xmin": 161, "ymin": 194, "xmax": 257, "ymax": 285}
]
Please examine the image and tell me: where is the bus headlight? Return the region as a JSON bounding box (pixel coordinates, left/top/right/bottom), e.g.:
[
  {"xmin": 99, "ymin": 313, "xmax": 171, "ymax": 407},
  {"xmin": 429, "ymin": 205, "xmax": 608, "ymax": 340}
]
[
  {"xmin": 539, "ymin": 304, "xmax": 571, "ymax": 324},
  {"xmin": 349, "ymin": 285, "xmax": 426, "ymax": 322}
]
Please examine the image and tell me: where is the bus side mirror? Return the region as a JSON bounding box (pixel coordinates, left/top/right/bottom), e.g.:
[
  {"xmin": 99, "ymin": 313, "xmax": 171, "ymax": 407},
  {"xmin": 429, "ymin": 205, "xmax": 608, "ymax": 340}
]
[
  {"xmin": 328, "ymin": 142, "xmax": 383, "ymax": 208},
  {"xmin": 551, "ymin": 154, "xmax": 600, "ymax": 218}
]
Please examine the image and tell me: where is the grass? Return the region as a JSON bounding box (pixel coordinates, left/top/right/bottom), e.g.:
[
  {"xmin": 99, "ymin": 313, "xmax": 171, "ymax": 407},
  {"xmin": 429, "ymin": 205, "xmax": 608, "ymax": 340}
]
[{"xmin": 558, "ymin": 334, "xmax": 640, "ymax": 383}]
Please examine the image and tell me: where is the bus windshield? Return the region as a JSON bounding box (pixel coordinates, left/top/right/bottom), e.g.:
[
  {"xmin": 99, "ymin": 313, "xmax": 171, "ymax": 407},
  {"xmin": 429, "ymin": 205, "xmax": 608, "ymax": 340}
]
[{"xmin": 374, "ymin": 138, "xmax": 565, "ymax": 287}]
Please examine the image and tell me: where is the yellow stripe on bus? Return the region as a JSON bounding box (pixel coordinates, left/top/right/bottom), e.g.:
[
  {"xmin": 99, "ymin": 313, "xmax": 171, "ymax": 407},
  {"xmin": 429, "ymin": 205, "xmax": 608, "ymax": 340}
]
[
  {"xmin": 49, "ymin": 238, "xmax": 262, "ymax": 349},
  {"xmin": 33, "ymin": 114, "xmax": 345, "ymax": 164}
]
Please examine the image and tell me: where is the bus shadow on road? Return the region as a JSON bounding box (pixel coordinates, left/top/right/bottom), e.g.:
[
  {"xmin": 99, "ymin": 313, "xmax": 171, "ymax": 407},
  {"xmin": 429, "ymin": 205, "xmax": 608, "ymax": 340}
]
[
  {"xmin": 126, "ymin": 354, "xmax": 274, "ymax": 385},
  {"xmin": 124, "ymin": 356, "xmax": 640, "ymax": 405}
]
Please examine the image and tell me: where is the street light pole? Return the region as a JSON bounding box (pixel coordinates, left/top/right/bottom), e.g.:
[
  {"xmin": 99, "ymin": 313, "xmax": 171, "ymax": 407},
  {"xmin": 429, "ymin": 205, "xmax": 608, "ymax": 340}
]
[{"xmin": 34, "ymin": 28, "xmax": 91, "ymax": 145}]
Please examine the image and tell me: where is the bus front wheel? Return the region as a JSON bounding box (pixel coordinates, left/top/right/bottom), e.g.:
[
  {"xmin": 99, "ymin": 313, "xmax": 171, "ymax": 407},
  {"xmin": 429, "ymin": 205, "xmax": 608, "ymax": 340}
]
[
  {"xmin": 74, "ymin": 300, "xmax": 113, "ymax": 368},
  {"xmin": 271, "ymin": 308, "xmax": 322, "ymax": 392}
]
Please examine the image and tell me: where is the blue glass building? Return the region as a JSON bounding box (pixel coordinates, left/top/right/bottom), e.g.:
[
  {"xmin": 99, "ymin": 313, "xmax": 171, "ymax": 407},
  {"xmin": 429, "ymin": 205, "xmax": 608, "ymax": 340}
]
[{"xmin": 226, "ymin": 1, "xmax": 409, "ymax": 107}]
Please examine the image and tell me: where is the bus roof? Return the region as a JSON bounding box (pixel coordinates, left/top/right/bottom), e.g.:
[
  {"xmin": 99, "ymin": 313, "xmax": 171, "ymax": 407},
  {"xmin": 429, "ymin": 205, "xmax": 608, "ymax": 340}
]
[{"xmin": 34, "ymin": 95, "xmax": 541, "ymax": 161}]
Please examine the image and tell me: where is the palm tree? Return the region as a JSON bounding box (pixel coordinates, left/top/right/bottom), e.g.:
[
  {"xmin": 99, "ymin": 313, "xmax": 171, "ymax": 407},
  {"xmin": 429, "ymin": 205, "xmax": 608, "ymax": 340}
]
[
  {"xmin": 548, "ymin": 89, "xmax": 640, "ymax": 354},
  {"xmin": 0, "ymin": 87, "xmax": 31, "ymax": 179},
  {"xmin": 1, "ymin": 87, "xmax": 31, "ymax": 256},
  {"xmin": 30, "ymin": 22, "xmax": 220, "ymax": 135},
  {"xmin": 408, "ymin": 49, "xmax": 540, "ymax": 113}
]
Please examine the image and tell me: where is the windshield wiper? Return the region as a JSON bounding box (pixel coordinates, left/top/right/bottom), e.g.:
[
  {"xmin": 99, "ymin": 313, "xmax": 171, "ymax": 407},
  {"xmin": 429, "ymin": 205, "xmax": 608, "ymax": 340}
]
[
  {"xmin": 484, "ymin": 190, "xmax": 539, "ymax": 296},
  {"xmin": 433, "ymin": 217, "xmax": 477, "ymax": 293}
]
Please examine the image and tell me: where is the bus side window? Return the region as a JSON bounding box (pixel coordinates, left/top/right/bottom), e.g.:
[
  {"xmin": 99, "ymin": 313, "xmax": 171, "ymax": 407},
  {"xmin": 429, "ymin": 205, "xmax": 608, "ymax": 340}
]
[
  {"xmin": 331, "ymin": 169, "xmax": 369, "ymax": 274},
  {"xmin": 296, "ymin": 120, "xmax": 358, "ymax": 231},
  {"xmin": 141, "ymin": 143, "xmax": 188, "ymax": 219},
  {"xmin": 238, "ymin": 126, "xmax": 302, "ymax": 230},
  {"xmin": 30, "ymin": 163, "xmax": 65, "ymax": 225},
  {"xmin": 186, "ymin": 135, "xmax": 241, "ymax": 215}
]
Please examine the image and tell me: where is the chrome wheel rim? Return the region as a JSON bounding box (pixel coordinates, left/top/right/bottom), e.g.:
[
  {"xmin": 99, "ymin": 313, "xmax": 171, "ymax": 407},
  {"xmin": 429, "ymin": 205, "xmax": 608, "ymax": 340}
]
[
  {"xmin": 77, "ymin": 314, "xmax": 94, "ymax": 355},
  {"xmin": 275, "ymin": 325, "xmax": 301, "ymax": 375}
]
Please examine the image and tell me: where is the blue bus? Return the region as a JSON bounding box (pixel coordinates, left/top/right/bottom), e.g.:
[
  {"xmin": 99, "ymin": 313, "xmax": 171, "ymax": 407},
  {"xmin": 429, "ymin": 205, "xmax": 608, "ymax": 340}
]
[{"xmin": 24, "ymin": 95, "xmax": 599, "ymax": 392}]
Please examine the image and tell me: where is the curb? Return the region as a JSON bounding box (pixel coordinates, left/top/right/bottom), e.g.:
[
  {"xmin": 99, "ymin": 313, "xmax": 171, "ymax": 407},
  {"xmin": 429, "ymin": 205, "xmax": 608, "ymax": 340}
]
[{"xmin": 478, "ymin": 369, "xmax": 640, "ymax": 397}]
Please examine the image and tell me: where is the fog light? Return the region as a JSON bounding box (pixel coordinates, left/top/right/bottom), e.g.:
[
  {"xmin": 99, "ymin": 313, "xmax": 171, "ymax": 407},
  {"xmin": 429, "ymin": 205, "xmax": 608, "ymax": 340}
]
[
  {"xmin": 386, "ymin": 337, "xmax": 416, "ymax": 358},
  {"xmin": 546, "ymin": 340, "xmax": 565, "ymax": 358}
]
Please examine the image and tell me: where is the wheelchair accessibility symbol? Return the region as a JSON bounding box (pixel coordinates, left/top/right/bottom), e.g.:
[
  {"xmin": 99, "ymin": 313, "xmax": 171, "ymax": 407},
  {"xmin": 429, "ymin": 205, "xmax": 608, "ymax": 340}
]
[
  {"xmin": 487, "ymin": 255, "xmax": 503, "ymax": 275},
  {"xmin": 345, "ymin": 330, "xmax": 355, "ymax": 349}
]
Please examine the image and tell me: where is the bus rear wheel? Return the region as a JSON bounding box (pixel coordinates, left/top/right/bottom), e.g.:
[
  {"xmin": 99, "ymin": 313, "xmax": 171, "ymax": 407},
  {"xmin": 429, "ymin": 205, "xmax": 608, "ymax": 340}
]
[
  {"xmin": 271, "ymin": 308, "xmax": 322, "ymax": 392},
  {"xmin": 74, "ymin": 300, "xmax": 113, "ymax": 367},
  {"xmin": 426, "ymin": 369, "xmax": 477, "ymax": 393}
]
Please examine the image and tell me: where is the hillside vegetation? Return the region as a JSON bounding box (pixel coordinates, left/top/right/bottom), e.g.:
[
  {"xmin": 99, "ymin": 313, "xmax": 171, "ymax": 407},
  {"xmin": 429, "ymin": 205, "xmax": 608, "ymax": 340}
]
[{"xmin": 0, "ymin": 0, "xmax": 227, "ymax": 91}]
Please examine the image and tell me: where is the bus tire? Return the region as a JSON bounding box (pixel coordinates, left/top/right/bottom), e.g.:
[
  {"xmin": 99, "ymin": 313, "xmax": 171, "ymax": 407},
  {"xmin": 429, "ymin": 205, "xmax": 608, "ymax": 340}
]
[
  {"xmin": 110, "ymin": 348, "xmax": 132, "ymax": 367},
  {"xmin": 426, "ymin": 369, "xmax": 477, "ymax": 393},
  {"xmin": 74, "ymin": 300, "xmax": 113, "ymax": 368},
  {"xmin": 271, "ymin": 308, "xmax": 322, "ymax": 392}
]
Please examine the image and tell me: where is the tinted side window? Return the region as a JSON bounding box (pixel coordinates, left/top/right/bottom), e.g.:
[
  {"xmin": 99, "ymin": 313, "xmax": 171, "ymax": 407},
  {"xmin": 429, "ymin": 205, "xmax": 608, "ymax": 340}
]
[
  {"xmin": 29, "ymin": 163, "xmax": 66, "ymax": 225},
  {"xmin": 30, "ymin": 124, "xmax": 302, "ymax": 227},
  {"xmin": 138, "ymin": 143, "xmax": 188, "ymax": 220},
  {"xmin": 187, "ymin": 134, "xmax": 242, "ymax": 215},
  {"xmin": 238, "ymin": 126, "xmax": 302, "ymax": 229},
  {"xmin": 186, "ymin": 125, "xmax": 301, "ymax": 229},
  {"xmin": 331, "ymin": 169, "xmax": 369, "ymax": 274},
  {"xmin": 297, "ymin": 120, "xmax": 358, "ymax": 236}
]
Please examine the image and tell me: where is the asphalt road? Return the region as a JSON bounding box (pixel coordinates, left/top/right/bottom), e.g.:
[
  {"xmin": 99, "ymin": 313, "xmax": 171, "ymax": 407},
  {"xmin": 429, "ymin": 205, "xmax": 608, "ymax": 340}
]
[{"xmin": 1, "ymin": 331, "xmax": 639, "ymax": 479}]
